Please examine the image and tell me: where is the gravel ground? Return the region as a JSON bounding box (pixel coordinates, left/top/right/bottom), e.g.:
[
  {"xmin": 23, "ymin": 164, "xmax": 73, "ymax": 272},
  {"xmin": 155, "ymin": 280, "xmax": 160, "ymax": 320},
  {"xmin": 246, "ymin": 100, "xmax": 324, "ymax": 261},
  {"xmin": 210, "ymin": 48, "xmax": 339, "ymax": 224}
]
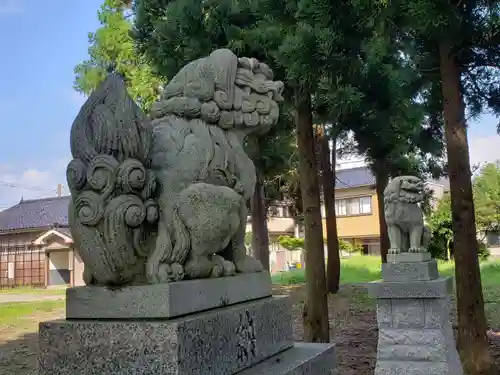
[{"xmin": 274, "ymin": 284, "xmax": 500, "ymax": 375}]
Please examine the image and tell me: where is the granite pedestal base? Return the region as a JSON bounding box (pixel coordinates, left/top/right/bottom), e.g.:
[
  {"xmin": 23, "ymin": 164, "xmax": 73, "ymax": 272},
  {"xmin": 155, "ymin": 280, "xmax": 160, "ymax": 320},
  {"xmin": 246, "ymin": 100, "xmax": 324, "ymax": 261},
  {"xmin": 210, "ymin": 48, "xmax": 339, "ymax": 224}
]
[
  {"xmin": 367, "ymin": 259, "xmax": 464, "ymax": 375},
  {"xmin": 38, "ymin": 274, "xmax": 338, "ymax": 375},
  {"xmin": 66, "ymin": 271, "xmax": 272, "ymax": 319}
]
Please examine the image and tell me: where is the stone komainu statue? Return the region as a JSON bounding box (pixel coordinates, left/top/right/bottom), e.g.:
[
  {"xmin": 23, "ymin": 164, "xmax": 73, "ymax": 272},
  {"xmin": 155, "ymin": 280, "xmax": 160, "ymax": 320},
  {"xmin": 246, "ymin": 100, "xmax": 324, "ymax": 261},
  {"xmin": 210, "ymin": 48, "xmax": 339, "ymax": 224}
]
[
  {"xmin": 67, "ymin": 49, "xmax": 284, "ymax": 286},
  {"xmin": 383, "ymin": 175, "xmax": 431, "ymax": 255}
]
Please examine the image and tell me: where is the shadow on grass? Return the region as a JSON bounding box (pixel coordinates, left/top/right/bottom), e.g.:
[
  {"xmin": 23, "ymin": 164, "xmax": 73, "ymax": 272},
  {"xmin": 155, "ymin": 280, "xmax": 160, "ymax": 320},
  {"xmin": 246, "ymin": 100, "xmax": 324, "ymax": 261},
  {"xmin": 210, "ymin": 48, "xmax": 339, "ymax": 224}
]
[{"xmin": 0, "ymin": 332, "xmax": 39, "ymax": 375}]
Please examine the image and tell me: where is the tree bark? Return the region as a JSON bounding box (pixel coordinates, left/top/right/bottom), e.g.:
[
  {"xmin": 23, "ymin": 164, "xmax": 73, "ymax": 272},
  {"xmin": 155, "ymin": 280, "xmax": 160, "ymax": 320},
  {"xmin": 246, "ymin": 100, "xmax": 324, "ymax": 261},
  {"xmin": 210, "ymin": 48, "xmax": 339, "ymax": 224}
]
[
  {"xmin": 439, "ymin": 41, "xmax": 497, "ymax": 375},
  {"xmin": 318, "ymin": 129, "xmax": 340, "ymax": 294},
  {"xmin": 373, "ymin": 160, "xmax": 390, "ymax": 263},
  {"xmin": 294, "ymin": 88, "xmax": 329, "ymax": 343},
  {"xmin": 251, "ymin": 167, "xmax": 270, "ymax": 271}
]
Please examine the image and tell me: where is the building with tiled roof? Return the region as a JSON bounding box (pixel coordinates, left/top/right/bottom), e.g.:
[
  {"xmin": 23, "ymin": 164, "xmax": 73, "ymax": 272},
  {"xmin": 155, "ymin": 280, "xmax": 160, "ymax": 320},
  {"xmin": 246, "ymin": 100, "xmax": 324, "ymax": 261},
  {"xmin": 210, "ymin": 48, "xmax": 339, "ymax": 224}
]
[
  {"xmin": 335, "ymin": 166, "xmax": 376, "ymax": 189},
  {"xmin": 0, "ymin": 196, "xmax": 84, "ymax": 288},
  {"xmin": 0, "ymin": 196, "xmax": 71, "ymax": 232}
]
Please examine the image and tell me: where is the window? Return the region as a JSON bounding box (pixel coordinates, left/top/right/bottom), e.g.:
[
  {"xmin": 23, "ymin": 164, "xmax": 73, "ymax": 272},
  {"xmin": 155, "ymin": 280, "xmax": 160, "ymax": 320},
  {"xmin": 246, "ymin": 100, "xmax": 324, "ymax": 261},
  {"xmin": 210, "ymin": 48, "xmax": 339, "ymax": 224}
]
[
  {"xmin": 360, "ymin": 197, "xmax": 372, "ymax": 214},
  {"xmin": 282, "ymin": 206, "xmax": 291, "ymax": 218},
  {"xmin": 269, "ymin": 206, "xmax": 279, "ymax": 217},
  {"xmin": 335, "ymin": 196, "xmax": 372, "ymax": 216},
  {"xmin": 486, "ymin": 231, "xmax": 500, "ymax": 247},
  {"xmin": 347, "ymin": 199, "xmax": 360, "ymax": 215},
  {"xmin": 7, "ymin": 262, "xmax": 14, "ymax": 279},
  {"xmin": 335, "ymin": 200, "xmax": 347, "ymax": 216},
  {"xmin": 268, "ymin": 205, "xmax": 294, "ymax": 218}
]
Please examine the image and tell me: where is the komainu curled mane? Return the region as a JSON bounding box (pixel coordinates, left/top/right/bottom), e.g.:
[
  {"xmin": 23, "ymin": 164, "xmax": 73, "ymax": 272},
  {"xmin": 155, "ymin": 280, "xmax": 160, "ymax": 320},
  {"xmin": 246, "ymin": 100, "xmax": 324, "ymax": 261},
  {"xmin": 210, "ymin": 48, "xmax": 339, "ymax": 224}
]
[{"xmin": 67, "ymin": 49, "xmax": 284, "ymax": 286}]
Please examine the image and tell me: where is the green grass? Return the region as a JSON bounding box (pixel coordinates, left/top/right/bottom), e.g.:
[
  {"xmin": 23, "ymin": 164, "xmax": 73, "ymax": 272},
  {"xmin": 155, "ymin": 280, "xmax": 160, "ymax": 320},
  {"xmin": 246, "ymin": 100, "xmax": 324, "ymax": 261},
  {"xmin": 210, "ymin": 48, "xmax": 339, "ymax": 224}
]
[
  {"xmin": 272, "ymin": 255, "xmax": 500, "ymax": 324},
  {"xmin": 272, "ymin": 255, "xmax": 382, "ymax": 285},
  {"xmin": 0, "ymin": 286, "xmax": 67, "ymax": 295},
  {"xmin": 271, "ymin": 255, "xmax": 500, "ymax": 285},
  {"xmin": 0, "ymin": 300, "xmax": 65, "ymax": 326}
]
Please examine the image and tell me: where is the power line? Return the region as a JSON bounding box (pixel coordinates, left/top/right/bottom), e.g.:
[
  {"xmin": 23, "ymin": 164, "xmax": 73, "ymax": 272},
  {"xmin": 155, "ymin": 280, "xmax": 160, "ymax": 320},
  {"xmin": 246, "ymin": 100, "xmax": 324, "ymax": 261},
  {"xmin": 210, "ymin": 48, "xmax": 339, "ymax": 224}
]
[{"xmin": 0, "ymin": 180, "xmax": 57, "ymax": 192}]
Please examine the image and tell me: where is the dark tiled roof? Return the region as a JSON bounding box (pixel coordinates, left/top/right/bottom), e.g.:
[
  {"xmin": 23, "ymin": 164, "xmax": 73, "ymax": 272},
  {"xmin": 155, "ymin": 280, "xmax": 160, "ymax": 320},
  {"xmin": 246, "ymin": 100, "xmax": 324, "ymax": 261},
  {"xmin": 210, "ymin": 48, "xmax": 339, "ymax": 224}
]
[
  {"xmin": 0, "ymin": 196, "xmax": 71, "ymax": 232},
  {"xmin": 335, "ymin": 167, "xmax": 375, "ymax": 189},
  {"xmin": 56, "ymin": 227, "xmax": 72, "ymax": 236}
]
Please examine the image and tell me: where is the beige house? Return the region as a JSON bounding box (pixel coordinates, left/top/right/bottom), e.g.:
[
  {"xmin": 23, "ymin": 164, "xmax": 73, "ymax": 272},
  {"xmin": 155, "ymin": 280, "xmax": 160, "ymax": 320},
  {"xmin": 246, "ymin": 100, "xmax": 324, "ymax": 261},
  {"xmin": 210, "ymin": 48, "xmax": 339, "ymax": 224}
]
[{"xmin": 0, "ymin": 196, "xmax": 85, "ymax": 288}]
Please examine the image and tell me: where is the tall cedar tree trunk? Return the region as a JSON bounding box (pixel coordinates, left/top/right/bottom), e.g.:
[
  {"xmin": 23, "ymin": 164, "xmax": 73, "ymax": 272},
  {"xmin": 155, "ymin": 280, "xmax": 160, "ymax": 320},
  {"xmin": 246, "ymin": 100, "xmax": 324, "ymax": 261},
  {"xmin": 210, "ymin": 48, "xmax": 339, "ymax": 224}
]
[
  {"xmin": 295, "ymin": 89, "xmax": 329, "ymax": 343},
  {"xmin": 373, "ymin": 160, "xmax": 390, "ymax": 263},
  {"xmin": 251, "ymin": 167, "xmax": 270, "ymax": 270},
  {"xmin": 439, "ymin": 41, "xmax": 498, "ymax": 375},
  {"xmin": 318, "ymin": 129, "xmax": 340, "ymax": 294}
]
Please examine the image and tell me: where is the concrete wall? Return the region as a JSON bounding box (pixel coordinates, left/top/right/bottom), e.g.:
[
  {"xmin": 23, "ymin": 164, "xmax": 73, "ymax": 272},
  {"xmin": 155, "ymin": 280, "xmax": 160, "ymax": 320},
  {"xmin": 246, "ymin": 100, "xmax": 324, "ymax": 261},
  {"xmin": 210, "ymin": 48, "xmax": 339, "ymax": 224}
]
[{"xmin": 73, "ymin": 249, "xmax": 85, "ymax": 286}]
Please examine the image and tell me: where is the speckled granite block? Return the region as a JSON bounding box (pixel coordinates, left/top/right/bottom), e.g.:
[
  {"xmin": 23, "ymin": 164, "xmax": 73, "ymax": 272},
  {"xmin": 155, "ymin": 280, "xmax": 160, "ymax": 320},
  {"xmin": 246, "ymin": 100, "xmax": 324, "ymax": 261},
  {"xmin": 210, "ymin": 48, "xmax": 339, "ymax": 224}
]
[
  {"xmin": 376, "ymin": 297, "xmax": 454, "ymax": 329},
  {"xmin": 375, "ymin": 360, "xmax": 463, "ymax": 375},
  {"xmin": 366, "ymin": 277, "xmax": 453, "ymax": 299},
  {"xmin": 238, "ymin": 342, "xmax": 338, "ymax": 375},
  {"xmin": 387, "ymin": 252, "xmax": 431, "ymax": 263},
  {"xmin": 39, "ymin": 296, "xmax": 293, "ymax": 375},
  {"xmin": 371, "ymin": 277, "xmax": 463, "ymax": 374},
  {"xmin": 66, "ymin": 272, "xmax": 272, "ymax": 319},
  {"xmin": 382, "ymin": 260, "xmax": 439, "ymax": 282}
]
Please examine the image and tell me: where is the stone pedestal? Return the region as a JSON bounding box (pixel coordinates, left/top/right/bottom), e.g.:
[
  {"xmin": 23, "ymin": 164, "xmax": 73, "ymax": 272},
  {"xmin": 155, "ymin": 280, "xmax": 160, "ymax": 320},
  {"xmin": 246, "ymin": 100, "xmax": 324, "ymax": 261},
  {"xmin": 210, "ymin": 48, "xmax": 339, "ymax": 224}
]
[
  {"xmin": 367, "ymin": 256, "xmax": 464, "ymax": 375},
  {"xmin": 38, "ymin": 272, "xmax": 337, "ymax": 375}
]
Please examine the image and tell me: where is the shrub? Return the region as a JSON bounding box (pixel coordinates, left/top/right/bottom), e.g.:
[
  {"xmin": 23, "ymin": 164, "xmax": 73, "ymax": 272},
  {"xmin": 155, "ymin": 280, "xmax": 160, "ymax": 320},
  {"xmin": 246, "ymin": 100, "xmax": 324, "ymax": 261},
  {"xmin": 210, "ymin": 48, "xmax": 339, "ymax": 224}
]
[
  {"xmin": 339, "ymin": 239, "xmax": 363, "ymax": 254},
  {"xmin": 428, "ymin": 232, "xmax": 490, "ymax": 261}
]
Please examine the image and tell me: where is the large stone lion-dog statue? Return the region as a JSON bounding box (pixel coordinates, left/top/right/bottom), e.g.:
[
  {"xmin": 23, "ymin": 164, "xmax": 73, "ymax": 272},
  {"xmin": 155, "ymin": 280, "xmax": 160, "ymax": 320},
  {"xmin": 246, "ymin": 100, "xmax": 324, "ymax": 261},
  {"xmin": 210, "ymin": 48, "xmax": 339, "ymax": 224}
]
[
  {"xmin": 67, "ymin": 49, "xmax": 284, "ymax": 286},
  {"xmin": 383, "ymin": 176, "xmax": 430, "ymax": 254}
]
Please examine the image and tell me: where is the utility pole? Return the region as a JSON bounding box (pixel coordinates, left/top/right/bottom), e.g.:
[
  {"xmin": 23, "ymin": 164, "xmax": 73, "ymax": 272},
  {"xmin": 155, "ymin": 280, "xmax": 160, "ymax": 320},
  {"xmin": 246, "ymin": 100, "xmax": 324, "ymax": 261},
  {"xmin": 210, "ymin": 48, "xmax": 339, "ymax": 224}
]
[{"xmin": 57, "ymin": 184, "xmax": 62, "ymax": 197}]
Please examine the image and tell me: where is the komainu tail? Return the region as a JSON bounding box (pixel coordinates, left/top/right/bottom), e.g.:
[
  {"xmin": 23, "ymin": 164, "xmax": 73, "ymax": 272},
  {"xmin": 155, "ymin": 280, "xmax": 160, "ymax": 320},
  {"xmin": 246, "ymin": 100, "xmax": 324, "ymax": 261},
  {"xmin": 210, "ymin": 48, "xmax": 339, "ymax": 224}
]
[{"xmin": 67, "ymin": 74, "xmax": 159, "ymax": 286}]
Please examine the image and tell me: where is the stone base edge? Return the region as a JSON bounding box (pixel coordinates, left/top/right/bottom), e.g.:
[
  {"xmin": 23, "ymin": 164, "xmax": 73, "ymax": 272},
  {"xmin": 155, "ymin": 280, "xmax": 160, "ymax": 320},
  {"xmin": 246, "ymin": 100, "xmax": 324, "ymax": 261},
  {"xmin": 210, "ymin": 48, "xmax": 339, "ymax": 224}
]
[
  {"xmin": 382, "ymin": 259, "xmax": 439, "ymax": 282},
  {"xmin": 238, "ymin": 342, "xmax": 338, "ymax": 375},
  {"xmin": 40, "ymin": 296, "xmax": 293, "ymax": 375},
  {"xmin": 387, "ymin": 252, "xmax": 431, "ymax": 263},
  {"xmin": 375, "ymin": 360, "xmax": 464, "ymax": 375},
  {"xmin": 367, "ymin": 277, "xmax": 453, "ymax": 299},
  {"xmin": 67, "ymin": 271, "xmax": 272, "ymax": 319}
]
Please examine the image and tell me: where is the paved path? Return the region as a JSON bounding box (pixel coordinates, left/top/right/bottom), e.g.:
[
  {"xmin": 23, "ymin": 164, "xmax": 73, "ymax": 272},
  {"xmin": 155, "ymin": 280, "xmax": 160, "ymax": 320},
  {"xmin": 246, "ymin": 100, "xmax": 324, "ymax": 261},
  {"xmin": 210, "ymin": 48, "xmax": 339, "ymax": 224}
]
[{"xmin": 0, "ymin": 294, "xmax": 64, "ymax": 304}]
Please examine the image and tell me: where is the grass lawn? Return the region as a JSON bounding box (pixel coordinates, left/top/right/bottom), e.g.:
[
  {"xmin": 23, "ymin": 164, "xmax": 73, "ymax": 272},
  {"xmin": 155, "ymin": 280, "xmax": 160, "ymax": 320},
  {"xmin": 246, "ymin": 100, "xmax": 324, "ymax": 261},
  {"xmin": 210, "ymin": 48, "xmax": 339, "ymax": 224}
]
[
  {"xmin": 0, "ymin": 300, "xmax": 65, "ymax": 375},
  {"xmin": 272, "ymin": 255, "xmax": 500, "ymax": 325},
  {"xmin": 0, "ymin": 286, "xmax": 67, "ymax": 295},
  {"xmin": 0, "ymin": 300, "xmax": 65, "ymax": 328}
]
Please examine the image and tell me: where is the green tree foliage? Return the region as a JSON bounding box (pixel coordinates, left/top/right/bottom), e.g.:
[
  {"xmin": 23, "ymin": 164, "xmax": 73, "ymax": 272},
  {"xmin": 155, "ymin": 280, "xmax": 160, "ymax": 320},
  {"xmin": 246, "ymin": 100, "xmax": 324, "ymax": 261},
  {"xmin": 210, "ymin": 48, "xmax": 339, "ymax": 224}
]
[
  {"xmin": 278, "ymin": 235, "xmax": 305, "ymax": 251},
  {"xmin": 385, "ymin": 1, "xmax": 500, "ymax": 371},
  {"xmin": 427, "ymin": 193, "xmax": 490, "ymax": 261},
  {"xmin": 473, "ymin": 162, "xmax": 500, "ymax": 233},
  {"xmin": 427, "ymin": 193, "xmax": 453, "ymax": 260},
  {"xmin": 279, "ymin": 235, "xmax": 360, "ymax": 254},
  {"xmin": 337, "ymin": 239, "xmax": 362, "ymax": 254},
  {"xmin": 244, "ymin": 232, "xmax": 253, "ymax": 248},
  {"xmin": 74, "ymin": 0, "xmax": 163, "ymax": 111}
]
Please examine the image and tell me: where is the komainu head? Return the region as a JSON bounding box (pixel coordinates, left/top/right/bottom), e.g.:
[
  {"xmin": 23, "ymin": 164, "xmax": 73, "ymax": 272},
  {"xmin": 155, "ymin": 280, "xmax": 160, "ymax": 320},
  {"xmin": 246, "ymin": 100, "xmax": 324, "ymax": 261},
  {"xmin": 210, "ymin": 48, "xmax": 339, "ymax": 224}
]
[
  {"xmin": 150, "ymin": 49, "xmax": 284, "ymax": 135},
  {"xmin": 384, "ymin": 176, "xmax": 425, "ymax": 204}
]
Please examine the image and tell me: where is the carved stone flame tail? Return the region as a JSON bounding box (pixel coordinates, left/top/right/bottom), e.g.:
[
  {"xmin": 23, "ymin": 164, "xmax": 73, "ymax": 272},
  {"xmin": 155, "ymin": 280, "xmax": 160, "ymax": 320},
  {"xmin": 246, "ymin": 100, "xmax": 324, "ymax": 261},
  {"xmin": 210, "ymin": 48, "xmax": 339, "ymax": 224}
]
[{"xmin": 66, "ymin": 74, "xmax": 159, "ymax": 286}]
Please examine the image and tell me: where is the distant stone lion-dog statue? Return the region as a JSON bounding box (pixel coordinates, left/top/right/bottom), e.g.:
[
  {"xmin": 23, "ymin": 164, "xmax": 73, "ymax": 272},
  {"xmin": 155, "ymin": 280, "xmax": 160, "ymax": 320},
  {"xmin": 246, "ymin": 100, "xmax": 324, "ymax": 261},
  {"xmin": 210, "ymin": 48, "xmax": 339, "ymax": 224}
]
[{"xmin": 383, "ymin": 175, "xmax": 430, "ymax": 254}]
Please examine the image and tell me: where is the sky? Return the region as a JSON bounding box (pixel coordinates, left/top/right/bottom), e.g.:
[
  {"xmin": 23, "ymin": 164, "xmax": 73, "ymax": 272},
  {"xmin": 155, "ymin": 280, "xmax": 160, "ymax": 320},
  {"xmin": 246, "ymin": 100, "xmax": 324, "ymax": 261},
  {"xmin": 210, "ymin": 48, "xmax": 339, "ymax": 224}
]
[{"xmin": 0, "ymin": 0, "xmax": 499, "ymax": 210}]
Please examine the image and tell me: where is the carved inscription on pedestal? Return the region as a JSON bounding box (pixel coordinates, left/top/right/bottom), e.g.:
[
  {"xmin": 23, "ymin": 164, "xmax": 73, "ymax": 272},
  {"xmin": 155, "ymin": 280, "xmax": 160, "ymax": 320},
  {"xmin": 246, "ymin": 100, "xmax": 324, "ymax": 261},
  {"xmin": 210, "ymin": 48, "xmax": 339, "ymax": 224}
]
[{"xmin": 236, "ymin": 310, "xmax": 256, "ymax": 362}]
